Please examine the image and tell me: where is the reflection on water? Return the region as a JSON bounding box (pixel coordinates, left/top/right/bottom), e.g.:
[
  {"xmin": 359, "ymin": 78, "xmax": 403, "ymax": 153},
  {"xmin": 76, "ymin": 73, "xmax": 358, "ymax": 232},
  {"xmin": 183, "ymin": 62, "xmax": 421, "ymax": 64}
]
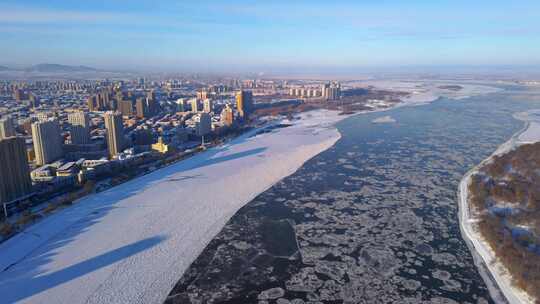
[{"xmin": 166, "ymin": 87, "xmax": 540, "ymax": 304}]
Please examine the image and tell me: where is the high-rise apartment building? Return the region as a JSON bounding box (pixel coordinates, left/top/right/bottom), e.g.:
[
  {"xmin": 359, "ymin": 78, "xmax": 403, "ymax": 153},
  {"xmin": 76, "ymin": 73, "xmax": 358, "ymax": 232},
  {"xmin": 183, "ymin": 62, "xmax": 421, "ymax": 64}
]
[
  {"xmin": 321, "ymin": 83, "xmax": 329, "ymax": 99},
  {"xmin": 68, "ymin": 112, "xmax": 90, "ymax": 144},
  {"xmin": 235, "ymin": 90, "xmax": 253, "ymax": 118},
  {"xmin": 0, "ymin": 137, "xmax": 32, "ymax": 204},
  {"xmin": 0, "ymin": 117, "xmax": 16, "ymax": 139},
  {"xmin": 196, "ymin": 113, "xmax": 212, "ymax": 137},
  {"xmin": 13, "ymin": 89, "xmax": 26, "ymax": 102},
  {"xmin": 220, "ymin": 104, "xmax": 234, "ymax": 126},
  {"xmin": 321, "ymin": 82, "xmax": 341, "ymax": 100},
  {"xmin": 203, "ymin": 99, "xmax": 213, "ymax": 113},
  {"xmin": 196, "ymin": 90, "xmax": 208, "ymax": 100},
  {"xmin": 104, "ymin": 111, "xmax": 124, "ymax": 158},
  {"xmin": 146, "ymin": 90, "xmax": 158, "ymax": 115},
  {"xmin": 118, "ymin": 99, "xmax": 133, "ymax": 117},
  {"xmin": 190, "ymin": 98, "xmax": 199, "ymax": 113},
  {"xmin": 31, "ymin": 119, "xmax": 64, "ymax": 166},
  {"xmin": 87, "ymin": 96, "xmax": 97, "ymax": 111},
  {"xmin": 176, "ymin": 98, "xmax": 185, "ymax": 112},
  {"xmin": 147, "ymin": 90, "xmax": 156, "ymax": 101},
  {"xmin": 136, "ymin": 97, "xmax": 148, "ymax": 118},
  {"xmin": 29, "ymin": 93, "xmax": 40, "ymax": 108}
]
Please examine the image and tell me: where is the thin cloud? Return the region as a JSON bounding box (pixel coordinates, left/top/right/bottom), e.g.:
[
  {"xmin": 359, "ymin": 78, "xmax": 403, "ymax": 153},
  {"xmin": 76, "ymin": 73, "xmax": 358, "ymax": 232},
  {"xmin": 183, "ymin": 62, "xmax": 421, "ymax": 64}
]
[
  {"xmin": 0, "ymin": 5, "xmax": 248, "ymax": 33},
  {"xmin": 0, "ymin": 6, "xmax": 132, "ymax": 24}
]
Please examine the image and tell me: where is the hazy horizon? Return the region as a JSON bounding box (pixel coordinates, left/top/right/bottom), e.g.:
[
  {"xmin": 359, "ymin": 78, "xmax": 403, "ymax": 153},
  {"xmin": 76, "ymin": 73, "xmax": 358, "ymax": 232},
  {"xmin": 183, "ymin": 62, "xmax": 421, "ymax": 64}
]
[{"xmin": 1, "ymin": 64, "xmax": 540, "ymax": 80}]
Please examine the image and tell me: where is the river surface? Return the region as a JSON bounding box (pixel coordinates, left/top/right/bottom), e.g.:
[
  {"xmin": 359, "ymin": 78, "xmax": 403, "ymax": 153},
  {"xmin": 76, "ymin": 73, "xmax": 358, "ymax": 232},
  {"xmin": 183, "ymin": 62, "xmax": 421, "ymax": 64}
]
[{"xmin": 166, "ymin": 86, "xmax": 540, "ymax": 304}]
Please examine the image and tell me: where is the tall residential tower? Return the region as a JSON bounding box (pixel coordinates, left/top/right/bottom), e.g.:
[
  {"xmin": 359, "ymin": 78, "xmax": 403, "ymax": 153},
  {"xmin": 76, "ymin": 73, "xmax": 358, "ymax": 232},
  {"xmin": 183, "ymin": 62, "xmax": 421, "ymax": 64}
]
[
  {"xmin": 0, "ymin": 137, "xmax": 32, "ymax": 204},
  {"xmin": 0, "ymin": 117, "xmax": 16, "ymax": 139},
  {"xmin": 104, "ymin": 111, "xmax": 124, "ymax": 158},
  {"xmin": 235, "ymin": 90, "xmax": 253, "ymax": 119},
  {"xmin": 32, "ymin": 119, "xmax": 63, "ymax": 166},
  {"xmin": 68, "ymin": 111, "xmax": 91, "ymax": 144}
]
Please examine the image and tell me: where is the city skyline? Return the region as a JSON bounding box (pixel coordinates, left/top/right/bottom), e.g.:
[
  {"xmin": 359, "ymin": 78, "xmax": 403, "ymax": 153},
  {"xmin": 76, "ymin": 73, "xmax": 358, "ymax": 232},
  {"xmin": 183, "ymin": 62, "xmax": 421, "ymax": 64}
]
[{"xmin": 1, "ymin": 0, "xmax": 540, "ymax": 72}]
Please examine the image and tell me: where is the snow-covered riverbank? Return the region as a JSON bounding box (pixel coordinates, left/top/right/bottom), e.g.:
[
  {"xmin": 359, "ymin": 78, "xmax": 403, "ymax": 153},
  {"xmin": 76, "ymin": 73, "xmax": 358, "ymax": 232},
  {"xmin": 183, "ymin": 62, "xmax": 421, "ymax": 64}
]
[
  {"xmin": 349, "ymin": 79, "xmax": 502, "ymax": 105},
  {"xmin": 0, "ymin": 110, "xmax": 345, "ymax": 304},
  {"xmin": 458, "ymin": 108, "xmax": 540, "ymax": 304}
]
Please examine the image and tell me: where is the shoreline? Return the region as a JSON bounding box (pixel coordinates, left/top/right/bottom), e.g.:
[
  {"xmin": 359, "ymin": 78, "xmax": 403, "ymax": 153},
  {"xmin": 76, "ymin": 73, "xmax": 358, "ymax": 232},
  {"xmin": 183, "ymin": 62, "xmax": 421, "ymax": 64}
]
[
  {"xmin": 458, "ymin": 109, "xmax": 540, "ymax": 304},
  {"xmin": 0, "ymin": 109, "xmax": 346, "ymax": 304}
]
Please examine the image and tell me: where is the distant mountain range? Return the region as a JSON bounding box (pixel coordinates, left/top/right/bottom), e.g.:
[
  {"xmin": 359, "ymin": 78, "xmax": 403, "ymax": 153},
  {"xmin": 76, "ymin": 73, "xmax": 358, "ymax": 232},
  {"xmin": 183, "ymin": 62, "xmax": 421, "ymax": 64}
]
[
  {"xmin": 0, "ymin": 63, "xmax": 100, "ymax": 73},
  {"xmin": 24, "ymin": 63, "xmax": 98, "ymax": 73}
]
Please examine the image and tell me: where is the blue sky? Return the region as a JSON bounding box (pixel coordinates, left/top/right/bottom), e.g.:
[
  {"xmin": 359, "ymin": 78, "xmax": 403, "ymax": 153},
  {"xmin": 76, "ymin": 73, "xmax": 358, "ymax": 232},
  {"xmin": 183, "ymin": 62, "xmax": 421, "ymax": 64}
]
[{"xmin": 1, "ymin": 0, "xmax": 539, "ymax": 72}]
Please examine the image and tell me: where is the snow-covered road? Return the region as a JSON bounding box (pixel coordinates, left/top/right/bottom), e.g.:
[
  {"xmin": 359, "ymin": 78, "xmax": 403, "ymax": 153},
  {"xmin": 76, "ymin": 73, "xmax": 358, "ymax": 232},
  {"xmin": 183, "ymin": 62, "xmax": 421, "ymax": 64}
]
[{"xmin": 0, "ymin": 110, "xmax": 343, "ymax": 304}]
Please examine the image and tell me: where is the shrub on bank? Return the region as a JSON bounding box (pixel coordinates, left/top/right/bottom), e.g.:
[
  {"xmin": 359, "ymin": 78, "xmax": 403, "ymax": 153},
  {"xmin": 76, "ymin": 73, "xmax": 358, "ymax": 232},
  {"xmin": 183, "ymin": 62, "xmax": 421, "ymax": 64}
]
[{"xmin": 469, "ymin": 142, "xmax": 540, "ymax": 302}]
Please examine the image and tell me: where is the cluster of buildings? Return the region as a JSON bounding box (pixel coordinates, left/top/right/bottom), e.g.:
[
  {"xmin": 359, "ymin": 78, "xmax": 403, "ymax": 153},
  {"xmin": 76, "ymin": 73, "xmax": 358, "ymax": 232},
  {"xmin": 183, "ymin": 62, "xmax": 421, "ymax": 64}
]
[
  {"xmin": 87, "ymin": 89, "xmax": 160, "ymax": 119},
  {"xmin": 288, "ymin": 81, "xmax": 341, "ymax": 100},
  {"xmin": 0, "ymin": 77, "xmax": 257, "ymax": 217},
  {"xmin": 0, "ymin": 74, "xmax": 346, "ymax": 218}
]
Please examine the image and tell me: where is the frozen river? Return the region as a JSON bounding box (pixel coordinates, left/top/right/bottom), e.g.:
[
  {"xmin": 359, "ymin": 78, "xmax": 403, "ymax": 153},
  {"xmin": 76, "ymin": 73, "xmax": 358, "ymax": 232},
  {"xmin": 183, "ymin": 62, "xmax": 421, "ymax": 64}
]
[{"xmin": 167, "ymin": 86, "xmax": 540, "ymax": 303}]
